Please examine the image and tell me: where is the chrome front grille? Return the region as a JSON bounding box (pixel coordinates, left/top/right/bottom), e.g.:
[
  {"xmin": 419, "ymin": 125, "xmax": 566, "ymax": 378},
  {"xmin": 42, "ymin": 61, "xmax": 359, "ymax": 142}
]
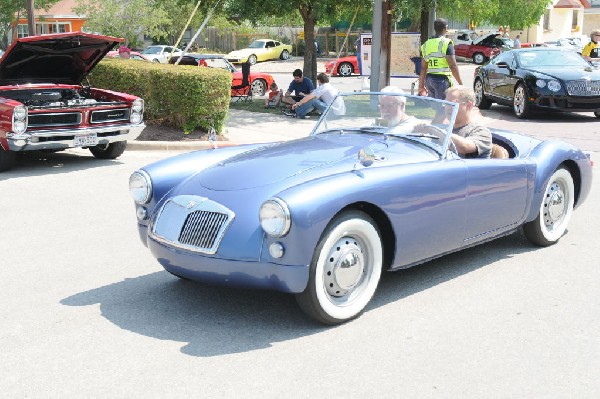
[
  {"xmin": 566, "ymin": 80, "xmax": 600, "ymax": 96},
  {"xmin": 150, "ymin": 195, "xmax": 234, "ymax": 254},
  {"xmin": 179, "ymin": 210, "xmax": 229, "ymax": 249},
  {"xmin": 28, "ymin": 112, "xmax": 82, "ymax": 127},
  {"xmin": 91, "ymin": 108, "xmax": 130, "ymax": 123}
]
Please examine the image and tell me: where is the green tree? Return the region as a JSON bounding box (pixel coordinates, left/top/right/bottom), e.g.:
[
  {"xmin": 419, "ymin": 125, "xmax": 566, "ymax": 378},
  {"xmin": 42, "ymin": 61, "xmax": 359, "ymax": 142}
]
[
  {"xmin": 74, "ymin": 0, "xmax": 170, "ymax": 48},
  {"xmin": 225, "ymin": 0, "xmax": 364, "ymax": 83},
  {"xmin": 0, "ymin": 0, "xmax": 60, "ymax": 48}
]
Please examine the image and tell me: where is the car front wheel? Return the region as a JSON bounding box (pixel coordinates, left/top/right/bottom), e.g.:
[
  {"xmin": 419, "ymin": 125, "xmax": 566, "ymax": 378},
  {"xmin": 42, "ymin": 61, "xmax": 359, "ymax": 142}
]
[
  {"xmin": 89, "ymin": 141, "xmax": 127, "ymax": 159},
  {"xmin": 251, "ymin": 79, "xmax": 267, "ymax": 96},
  {"xmin": 523, "ymin": 168, "xmax": 574, "ymax": 246},
  {"xmin": 280, "ymin": 50, "xmax": 290, "ymax": 60},
  {"xmin": 474, "ymin": 78, "xmax": 492, "ymax": 109},
  {"xmin": 594, "ymin": 111, "xmax": 600, "ymax": 118},
  {"xmin": 473, "ymin": 52, "xmax": 487, "ymax": 64},
  {"xmin": 295, "ymin": 211, "xmax": 383, "ymax": 325},
  {"xmin": 513, "ymin": 83, "xmax": 532, "ymax": 119},
  {"xmin": 247, "ymin": 54, "xmax": 257, "ymax": 65}
]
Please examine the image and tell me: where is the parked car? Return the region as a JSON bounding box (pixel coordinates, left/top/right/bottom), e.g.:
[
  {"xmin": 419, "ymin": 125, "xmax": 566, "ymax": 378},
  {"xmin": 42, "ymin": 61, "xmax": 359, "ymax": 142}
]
[
  {"xmin": 325, "ymin": 56, "xmax": 360, "ymax": 77},
  {"xmin": 169, "ymin": 54, "xmax": 274, "ymax": 96},
  {"xmin": 0, "ymin": 32, "xmax": 145, "ymax": 172},
  {"xmin": 455, "ymin": 33, "xmax": 510, "ymax": 64},
  {"xmin": 226, "ymin": 39, "xmax": 292, "ymax": 65},
  {"xmin": 474, "ymin": 47, "xmax": 600, "ymax": 119},
  {"xmin": 141, "ymin": 45, "xmax": 183, "ymax": 63},
  {"xmin": 106, "ymin": 50, "xmax": 150, "ymax": 61},
  {"xmin": 128, "ymin": 91, "xmax": 592, "ymax": 325}
]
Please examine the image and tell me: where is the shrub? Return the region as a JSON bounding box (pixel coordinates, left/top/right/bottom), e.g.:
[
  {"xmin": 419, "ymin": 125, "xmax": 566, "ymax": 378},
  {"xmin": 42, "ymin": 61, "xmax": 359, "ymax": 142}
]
[{"xmin": 88, "ymin": 58, "xmax": 231, "ymax": 134}]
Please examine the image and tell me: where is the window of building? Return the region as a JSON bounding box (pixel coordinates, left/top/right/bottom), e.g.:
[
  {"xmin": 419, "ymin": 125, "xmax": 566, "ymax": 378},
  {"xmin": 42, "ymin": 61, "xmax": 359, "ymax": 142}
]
[
  {"xmin": 572, "ymin": 10, "xmax": 579, "ymax": 30},
  {"xmin": 543, "ymin": 9, "xmax": 551, "ymax": 31},
  {"xmin": 17, "ymin": 22, "xmax": 71, "ymax": 37}
]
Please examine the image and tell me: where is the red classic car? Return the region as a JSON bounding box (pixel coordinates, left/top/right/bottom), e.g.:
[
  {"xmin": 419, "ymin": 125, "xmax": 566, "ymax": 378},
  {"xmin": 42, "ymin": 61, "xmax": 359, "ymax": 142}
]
[
  {"xmin": 0, "ymin": 32, "xmax": 145, "ymax": 172},
  {"xmin": 169, "ymin": 54, "xmax": 275, "ymax": 96},
  {"xmin": 454, "ymin": 34, "xmax": 509, "ymax": 64},
  {"xmin": 325, "ymin": 56, "xmax": 360, "ymax": 77}
]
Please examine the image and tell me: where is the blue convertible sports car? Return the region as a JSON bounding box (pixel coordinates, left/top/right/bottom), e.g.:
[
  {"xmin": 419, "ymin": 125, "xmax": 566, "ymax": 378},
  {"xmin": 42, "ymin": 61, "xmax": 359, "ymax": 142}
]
[{"xmin": 129, "ymin": 92, "xmax": 592, "ymax": 325}]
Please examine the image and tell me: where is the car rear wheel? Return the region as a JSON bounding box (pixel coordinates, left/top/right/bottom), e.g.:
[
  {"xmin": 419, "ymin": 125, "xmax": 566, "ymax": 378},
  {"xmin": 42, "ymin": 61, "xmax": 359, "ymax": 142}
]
[
  {"xmin": 0, "ymin": 147, "xmax": 16, "ymax": 172},
  {"xmin": 251, "ymin": 79, "xmax": 267, "ymax": 96},
  {"xmin": 474, "ymin": 78, "xmax": 492, "ymax": 109},
  {"xmin": 295, "ymin": 211, "xmax": 383, "ymax": 325},
  {"xmin": 337, "ymin": 62, "xmax": 354, "ymax": 77},
  {"xmin": 89, "ymin": 141, "xmax": 127, "ymax": 159},
  {"xmin": 513, "ymin": 83, "xmax": 532, "ymax": 119},
  {"xmin": 473, "ymin": 52, "xmax": 487, "ymax": 64},
  {"xmin": 523, "ymin": 168, "xmax": 574, "ymax": 246},
  {"xmin": 248, "ymin": 54, "xmax": 257, "ymax": 65},
  {"xmin": 280, "ymin": 50, "xmax": 290, "ymax": 60}
]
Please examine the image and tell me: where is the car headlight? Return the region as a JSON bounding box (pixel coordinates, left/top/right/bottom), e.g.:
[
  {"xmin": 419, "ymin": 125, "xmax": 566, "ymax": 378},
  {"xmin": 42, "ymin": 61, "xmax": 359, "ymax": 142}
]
[
  {"xmin": 536, "ymin": 80, "xmax": 546, "ymax": 88},
  {"xmin": 259, "ymin": 198, "xmax": 291, "ymax": 237},
  {"xmin": 547, "ymin": 80, "xmax": 561, "ymax": 92},
  {"xmin": 129, "ymin": 170, "xmax": 152, "ymax": 204},
  {"xmin": 132, "ymin": 98, "xmax": 144, "ymax": 113},
  {"xmin": 12, "ymin": 106, "xmax": 28, "ymax": 133}
]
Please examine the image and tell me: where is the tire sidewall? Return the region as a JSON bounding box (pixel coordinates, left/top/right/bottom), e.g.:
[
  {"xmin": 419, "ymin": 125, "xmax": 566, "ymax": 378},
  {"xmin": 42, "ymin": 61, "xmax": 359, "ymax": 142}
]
[{"xmin": 308, "ymin": 211, "xmax": 383, "ymax": 323}]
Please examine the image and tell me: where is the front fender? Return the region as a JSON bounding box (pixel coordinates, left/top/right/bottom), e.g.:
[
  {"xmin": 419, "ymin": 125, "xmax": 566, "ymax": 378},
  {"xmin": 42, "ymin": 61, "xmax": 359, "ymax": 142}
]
[{"xmin": 524, "ymin": 140, "xmax": 593, "ymax": 222}]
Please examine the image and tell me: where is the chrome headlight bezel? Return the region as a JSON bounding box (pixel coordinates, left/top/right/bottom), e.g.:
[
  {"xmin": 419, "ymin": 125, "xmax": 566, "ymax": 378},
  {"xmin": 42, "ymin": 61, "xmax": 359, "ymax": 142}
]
[
  {"xmin": 130, "ymin": 99, "xmax": 144, "ymax": 124},
  {"xmin": 12, "ymin": 105, "xmax": 28, "ymax": 133},
  {"xmin": 259, "ymin": 198, "xmax": 291, "ymax": 238},
  {"xmin": 547, "ymin": 80, "xmax": 561, "ymax": 92},
  {"xmin": 129, "ymin": 170, "xmax": 152, "ymax": 204}
]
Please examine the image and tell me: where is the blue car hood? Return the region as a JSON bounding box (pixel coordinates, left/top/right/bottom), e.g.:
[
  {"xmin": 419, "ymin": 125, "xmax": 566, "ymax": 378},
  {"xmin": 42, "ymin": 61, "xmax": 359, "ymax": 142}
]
[{"xmin": 197, "ymin": 133, "xmax": 439, "ymax": 191}]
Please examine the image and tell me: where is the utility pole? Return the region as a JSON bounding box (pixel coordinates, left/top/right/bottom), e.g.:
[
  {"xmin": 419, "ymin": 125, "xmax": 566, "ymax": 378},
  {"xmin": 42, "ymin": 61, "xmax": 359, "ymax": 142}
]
[
  {"xmin": 370, "ymin": 0, "xmax": 393, "ymax": 92},
  {"xmin": 26, "ymin": 0, "xmax": 35, "ymax": 36}
]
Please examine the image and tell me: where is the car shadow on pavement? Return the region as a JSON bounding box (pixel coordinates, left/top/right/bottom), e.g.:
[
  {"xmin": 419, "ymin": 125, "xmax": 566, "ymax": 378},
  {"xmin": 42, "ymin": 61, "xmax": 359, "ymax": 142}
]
[
  {"xmin": 60, "ymin": 230, "xmax": 538, "ymax": 358},
  {"xmin": 0, "ymin": 149, "xmax": 122, "ymax": 181}
]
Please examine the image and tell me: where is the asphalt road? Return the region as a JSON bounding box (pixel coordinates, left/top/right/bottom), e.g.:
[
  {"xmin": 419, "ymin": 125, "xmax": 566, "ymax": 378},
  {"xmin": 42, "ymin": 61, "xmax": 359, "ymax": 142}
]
[{"xmin": 1, "ymin": 78, "xmax": 599, "ymax": 396}]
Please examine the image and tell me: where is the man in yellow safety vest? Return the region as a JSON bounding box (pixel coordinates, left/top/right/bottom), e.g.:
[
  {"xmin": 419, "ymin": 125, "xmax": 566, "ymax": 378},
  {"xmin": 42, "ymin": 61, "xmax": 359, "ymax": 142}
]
[{"xmin": 418, "ymin": 18, "xmax": 462, "ymax": 100}]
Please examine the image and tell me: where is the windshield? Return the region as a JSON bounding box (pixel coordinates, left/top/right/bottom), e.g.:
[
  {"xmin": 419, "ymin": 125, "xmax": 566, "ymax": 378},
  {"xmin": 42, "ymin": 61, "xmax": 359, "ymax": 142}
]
[
  {"xmin": 142, "ymin": 46, "xmax": 162, "ymax": 54},
  {"xmin": 518, "ymin": 50, "xmax": 589, "ymax": 67},
  {"xmin": 312, "ymin": 92, "xmax": 459, "ymax": 156},
  {"xmin": 247, "ymin": 41, "xmax": 265, "ymax": 49}
]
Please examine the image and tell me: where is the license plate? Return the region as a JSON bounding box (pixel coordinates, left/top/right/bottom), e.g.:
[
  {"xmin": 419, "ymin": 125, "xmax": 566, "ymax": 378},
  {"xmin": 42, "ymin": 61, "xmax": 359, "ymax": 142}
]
[{"xmin": 74, "ymin": 133, "xmax": 98, "ymax": 147}]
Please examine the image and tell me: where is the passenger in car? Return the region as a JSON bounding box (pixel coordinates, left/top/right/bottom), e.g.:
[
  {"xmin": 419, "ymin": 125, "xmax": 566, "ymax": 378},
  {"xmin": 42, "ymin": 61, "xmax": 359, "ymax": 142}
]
[{"xmin": 444, "ymin": 85, "xmax": 492, "ymax": 158}]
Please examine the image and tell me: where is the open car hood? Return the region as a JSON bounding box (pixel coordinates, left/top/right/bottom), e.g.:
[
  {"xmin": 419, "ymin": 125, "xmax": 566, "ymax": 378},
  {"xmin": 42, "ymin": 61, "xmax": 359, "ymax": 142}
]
[{"xmin": 0, "ymin": 32, "xmax": 122, "ymax": 86}]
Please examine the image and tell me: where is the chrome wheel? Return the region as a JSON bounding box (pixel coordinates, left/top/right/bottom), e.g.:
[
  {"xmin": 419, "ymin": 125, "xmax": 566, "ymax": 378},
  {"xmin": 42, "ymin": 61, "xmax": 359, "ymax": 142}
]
[
  {"xmin": 474, "ymin": 79, "xmax": 492, "ymax": 109},
  {"xmin": 280, "ymin": 50, "xmax": 290, "ymax": 60},
  {"xmin": 473, "ymin": 53, "xmax": 486, "ymax": 64},
  {"xmin": 296, "ymin": 211, "xmax": 383, "ymax": 325},
  {"xmin": 524, "ymin": 168, "xmax": 574, "ymax": 246},
  {"xmin": 513, "ymin": 84, "xmax": 531, "ymax": 119},
  {"xmin": 338, "ymin": 62, "xmax": 353, "ymax": 77},
  {"xmin": 248, "ymin": 54, "xmax": 257, "ymax": 65},
  {"xmin": 251, "ymin": 79, "xmax": 266, "ymax": 96}
]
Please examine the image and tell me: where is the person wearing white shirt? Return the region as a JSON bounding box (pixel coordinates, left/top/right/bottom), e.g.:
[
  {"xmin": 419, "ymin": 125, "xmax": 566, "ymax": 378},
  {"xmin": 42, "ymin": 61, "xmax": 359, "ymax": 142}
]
[
  {"xmin": 377, "ymin": 86, "xmax": 419, "ymax": 133},
  {"xmin": 291, "ymin": 73, "xmax": 345, "ymax": 119}
]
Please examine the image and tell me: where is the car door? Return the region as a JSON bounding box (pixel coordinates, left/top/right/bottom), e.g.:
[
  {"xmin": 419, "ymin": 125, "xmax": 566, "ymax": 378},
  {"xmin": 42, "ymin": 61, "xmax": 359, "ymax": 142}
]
[
  {"xmin": 462, "ymin": 157, "xmax": 529, "ymax": 243},
  {"xmin": 485, "ymin": 52, "xmax": 513, "ymax": 101},
  {"xmin": 264, "ymin": 41, "xmax": 276, "ymax": 59}
]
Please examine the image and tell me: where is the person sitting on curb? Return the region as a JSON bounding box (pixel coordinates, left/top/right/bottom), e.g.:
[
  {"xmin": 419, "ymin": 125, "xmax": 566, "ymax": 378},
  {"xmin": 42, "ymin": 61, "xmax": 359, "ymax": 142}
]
[
  {"xmin": 281, "ymin": 69, "xmax": 314, "ymax": 108},
  {"xmin": 287, "ymin": 73, "xmax": 345, "ymax": 119},
  {"xmin": 265, "ymin": 82, "xmax": 282, "ymax": 108}
]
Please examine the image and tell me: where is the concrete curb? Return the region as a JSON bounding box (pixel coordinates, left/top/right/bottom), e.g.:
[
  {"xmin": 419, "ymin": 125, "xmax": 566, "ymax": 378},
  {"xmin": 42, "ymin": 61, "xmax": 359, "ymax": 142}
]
[{"xmin": 127, "ymin": 140, "xmax": 243, "ymax": 151}]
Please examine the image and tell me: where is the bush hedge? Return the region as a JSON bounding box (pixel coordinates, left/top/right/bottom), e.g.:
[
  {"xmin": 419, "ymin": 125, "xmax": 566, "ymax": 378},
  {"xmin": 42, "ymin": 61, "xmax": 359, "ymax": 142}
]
[{"xmin": 88, "ymin": 58, "xmax": 231, "ymax": 134}]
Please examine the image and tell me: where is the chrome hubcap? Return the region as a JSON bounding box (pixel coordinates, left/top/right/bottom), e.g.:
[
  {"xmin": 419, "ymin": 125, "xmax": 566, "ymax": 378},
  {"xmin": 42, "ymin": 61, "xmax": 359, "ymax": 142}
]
[
  {"xmin": 544, "ymin": 182, "xmax": 565, "ymax": 228},
  {"xmin": 324, "ymin": 237, "xmax": 364, "ymax": 297},
  {"xmin": 475, "ymin": 82, "xmax": 482, "ymax": 104},
  {"xmin": 514, "ymin": 87, "xmax": 524, "ymax": 114}
]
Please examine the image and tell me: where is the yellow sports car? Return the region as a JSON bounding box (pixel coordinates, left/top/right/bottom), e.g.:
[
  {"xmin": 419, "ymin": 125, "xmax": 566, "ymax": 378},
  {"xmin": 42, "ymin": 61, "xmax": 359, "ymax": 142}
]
[{"xmin": 226, "ymin": 39, "xmax": 292, "ymax": 65}]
